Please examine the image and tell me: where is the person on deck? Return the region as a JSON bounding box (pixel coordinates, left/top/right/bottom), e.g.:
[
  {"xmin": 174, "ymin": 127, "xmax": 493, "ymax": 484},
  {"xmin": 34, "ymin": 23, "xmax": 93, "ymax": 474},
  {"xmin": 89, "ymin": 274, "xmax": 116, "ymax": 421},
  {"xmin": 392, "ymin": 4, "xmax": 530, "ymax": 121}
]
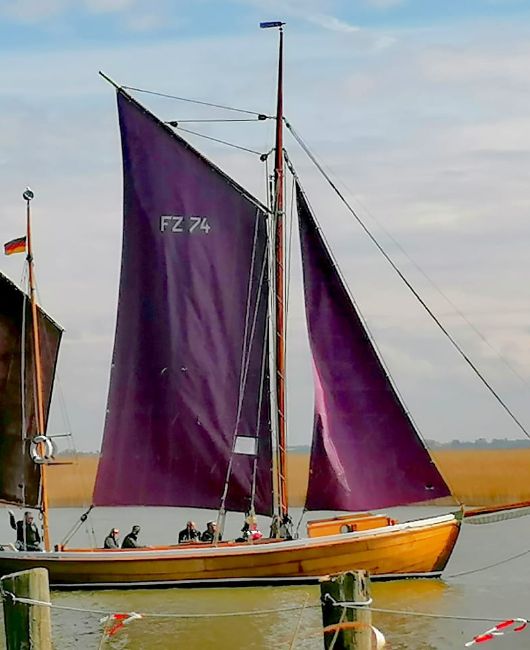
[
  {"xmin": 236, "ymin": 511, "xmax": 263, "ymax": 542},
  {"xmin": 178, "ymin": 520, "xmax": 200, "ymax": 543},
  {"xmin": 103, "ymin": 528, "xmax": 120, "ymax": 549},
  {"xmin": 8, "ymin": 510, "xmax": 41, "ymax": 551},
  {"xmin": 121, "ymin": 525, "xmax": 142, "ymax": 549},
  {"xmin": 201, "ymin": 521, "xmax": 222, "ymax": 543},
  {"xmin": 269, "ymin": 513, "xmax": 293, "ymax": 540}
]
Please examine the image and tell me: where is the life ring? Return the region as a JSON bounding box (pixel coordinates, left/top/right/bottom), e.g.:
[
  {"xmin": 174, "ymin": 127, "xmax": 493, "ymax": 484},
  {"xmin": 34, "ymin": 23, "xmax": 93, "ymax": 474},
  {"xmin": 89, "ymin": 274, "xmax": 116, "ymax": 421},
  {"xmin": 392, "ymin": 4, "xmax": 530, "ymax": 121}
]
[{"xmin": 29, "ymin": 435, "xmax": 54, "ymax": 464}]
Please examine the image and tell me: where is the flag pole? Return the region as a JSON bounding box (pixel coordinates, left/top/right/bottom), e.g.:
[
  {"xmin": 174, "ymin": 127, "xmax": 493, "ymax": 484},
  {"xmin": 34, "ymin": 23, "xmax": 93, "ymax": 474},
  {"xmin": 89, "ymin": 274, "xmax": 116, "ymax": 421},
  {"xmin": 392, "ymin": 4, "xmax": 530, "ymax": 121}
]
[{"xmin": 24, "ymin": 188, "xmax": 51, "ymax": 552}]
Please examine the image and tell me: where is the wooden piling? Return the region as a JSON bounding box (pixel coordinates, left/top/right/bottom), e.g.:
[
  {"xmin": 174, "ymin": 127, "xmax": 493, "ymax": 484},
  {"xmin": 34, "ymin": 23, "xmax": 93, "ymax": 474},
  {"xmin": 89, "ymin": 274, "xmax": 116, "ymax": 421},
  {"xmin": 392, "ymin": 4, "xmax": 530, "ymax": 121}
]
[
  {"xmin": 320, "ymin": 570, "xmax": 371, "ymax": 650},
  {"xmin": 1, "ymin": 567, "xmax": 52, "ymax": 650}
]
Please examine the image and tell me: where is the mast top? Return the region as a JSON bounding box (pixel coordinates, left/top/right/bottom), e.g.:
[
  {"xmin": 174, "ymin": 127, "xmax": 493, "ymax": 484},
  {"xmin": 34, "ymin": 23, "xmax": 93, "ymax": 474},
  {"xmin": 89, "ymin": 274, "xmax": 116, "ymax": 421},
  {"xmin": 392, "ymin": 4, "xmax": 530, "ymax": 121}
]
[{"xmin": 260, "ymin": 21, "xmax": 285, "ymax": 29}]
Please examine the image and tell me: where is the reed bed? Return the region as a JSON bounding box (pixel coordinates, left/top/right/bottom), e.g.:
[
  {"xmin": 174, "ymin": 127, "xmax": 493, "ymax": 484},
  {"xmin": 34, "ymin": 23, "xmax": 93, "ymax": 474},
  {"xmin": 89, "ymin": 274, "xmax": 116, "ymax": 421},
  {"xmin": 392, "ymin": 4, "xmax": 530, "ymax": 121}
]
[
  {"xmin": 47, "ymin": 450, "xmax": 530, "ymax": 508},
  {"xmin": 286, "ymin": 450, "xmax": 530, "ymax": 508},
  {"xmin": 47, "ymin": 456, "xmax": 99, "ymax": 508}
]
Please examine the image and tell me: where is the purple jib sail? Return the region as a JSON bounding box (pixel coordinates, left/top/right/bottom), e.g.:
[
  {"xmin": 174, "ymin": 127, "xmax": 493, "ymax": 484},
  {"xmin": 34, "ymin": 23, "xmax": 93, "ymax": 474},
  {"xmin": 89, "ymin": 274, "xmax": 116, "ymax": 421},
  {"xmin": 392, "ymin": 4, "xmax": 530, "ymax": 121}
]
[
  {"xmin": 93, "ymin": 91, "xmax": 272, "ymax": 514},
  {"xmin": 0, "ymin": 272, "xmax": 62, "ymax": 507},
  {"xmin": 296, "ymin": 184, "xmax": 451, "ymax": 511}
]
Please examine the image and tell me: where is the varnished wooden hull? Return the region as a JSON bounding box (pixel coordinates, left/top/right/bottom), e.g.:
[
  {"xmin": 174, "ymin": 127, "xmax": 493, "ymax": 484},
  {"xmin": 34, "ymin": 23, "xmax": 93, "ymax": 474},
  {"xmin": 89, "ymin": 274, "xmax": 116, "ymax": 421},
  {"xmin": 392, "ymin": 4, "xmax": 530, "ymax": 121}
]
[{"xmin": 0, "ymin": 514, "xmax": 460, "ymax": 588}]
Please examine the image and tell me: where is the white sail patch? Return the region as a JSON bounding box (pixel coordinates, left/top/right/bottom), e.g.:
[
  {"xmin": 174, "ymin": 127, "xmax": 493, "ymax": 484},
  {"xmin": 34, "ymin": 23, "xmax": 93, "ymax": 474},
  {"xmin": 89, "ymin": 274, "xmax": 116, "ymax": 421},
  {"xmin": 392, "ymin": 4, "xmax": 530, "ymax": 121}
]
[{"xmin": 234, "ymin": 436, "xmax": 257, "ymax": 456}]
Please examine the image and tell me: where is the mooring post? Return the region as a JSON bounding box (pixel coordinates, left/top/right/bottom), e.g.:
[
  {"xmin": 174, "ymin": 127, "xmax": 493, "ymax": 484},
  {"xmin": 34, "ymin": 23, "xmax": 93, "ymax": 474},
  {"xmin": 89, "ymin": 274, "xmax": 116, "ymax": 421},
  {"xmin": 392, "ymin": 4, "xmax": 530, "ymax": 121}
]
[
  {"xmin": 1, "ymin": 567, "xmax": 52, "ymax": 650},
  {"xmin": 320, "ymin": 570, "xmax": 371, "ymax": 650}
]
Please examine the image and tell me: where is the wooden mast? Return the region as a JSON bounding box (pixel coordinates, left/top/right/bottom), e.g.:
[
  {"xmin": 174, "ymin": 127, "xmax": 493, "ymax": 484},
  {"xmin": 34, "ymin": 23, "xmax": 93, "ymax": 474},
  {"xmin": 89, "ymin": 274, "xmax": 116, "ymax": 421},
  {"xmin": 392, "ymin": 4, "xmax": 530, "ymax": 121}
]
[
  {"xmin": 24, "ymin": 189, "xmax": 50, "ymax": 552},
  {"xmin": 272, "ymin": 24, "xmax": 288, "ymax": 519}
]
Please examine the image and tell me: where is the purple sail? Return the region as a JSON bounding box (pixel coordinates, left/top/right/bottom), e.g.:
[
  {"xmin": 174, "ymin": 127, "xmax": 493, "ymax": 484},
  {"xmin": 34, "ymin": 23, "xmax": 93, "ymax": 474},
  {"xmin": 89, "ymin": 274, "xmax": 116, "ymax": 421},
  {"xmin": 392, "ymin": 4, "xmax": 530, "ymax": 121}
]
[
  {"xmin": 93, "ymin": 91, "xmax": 272, "ymax": 514},
  {"xmin": 296, "ymin": 184, "xmax": 451, "ymax": 511},
  {"xmin": 0, "ymin": 272, "xmax": 62, "ymax": 507}
]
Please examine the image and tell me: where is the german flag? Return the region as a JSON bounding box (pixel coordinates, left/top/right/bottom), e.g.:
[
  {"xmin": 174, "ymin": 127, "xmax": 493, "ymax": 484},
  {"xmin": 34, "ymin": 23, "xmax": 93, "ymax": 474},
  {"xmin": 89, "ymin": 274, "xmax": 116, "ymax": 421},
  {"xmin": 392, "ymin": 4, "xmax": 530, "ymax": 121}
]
[{"xmin": 4, "ymin": 236, "xmax": 26, "ymax": 256}]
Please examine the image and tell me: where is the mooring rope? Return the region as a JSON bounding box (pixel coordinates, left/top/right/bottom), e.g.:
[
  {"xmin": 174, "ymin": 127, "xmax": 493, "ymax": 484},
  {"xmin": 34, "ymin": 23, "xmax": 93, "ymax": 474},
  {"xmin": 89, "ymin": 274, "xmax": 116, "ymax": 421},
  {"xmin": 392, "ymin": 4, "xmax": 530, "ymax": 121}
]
[
  {"xmin": 0, "ymin": 588, "xmax": 523, "ymax": 626},
  {"xmin": 0, "ymin": 590, "xmax": 310, "ymax": 619},
  {"xmin": 447, "ymin": 546, "xmax": 530, "ymax": 578}
]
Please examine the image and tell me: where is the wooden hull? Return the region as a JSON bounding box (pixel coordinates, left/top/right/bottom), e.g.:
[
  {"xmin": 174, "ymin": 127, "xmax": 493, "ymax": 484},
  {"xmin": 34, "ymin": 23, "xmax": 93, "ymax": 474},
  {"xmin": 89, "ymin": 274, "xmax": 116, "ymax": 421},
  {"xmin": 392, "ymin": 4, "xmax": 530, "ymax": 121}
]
[{"xmin": 0, "ymin": 514, "xmax": 460, "ymax": 588}]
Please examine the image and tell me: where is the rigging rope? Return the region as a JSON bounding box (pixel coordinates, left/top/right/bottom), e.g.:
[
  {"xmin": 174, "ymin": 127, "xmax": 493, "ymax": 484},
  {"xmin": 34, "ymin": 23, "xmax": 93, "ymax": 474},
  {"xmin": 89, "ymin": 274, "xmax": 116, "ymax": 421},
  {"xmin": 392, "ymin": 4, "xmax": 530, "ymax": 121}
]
[
  {"xmin": 249, "ymin": 319, "xmax": 271, "ymax": 511},
  {"xmin": 61, "ymin": 506, "xmax": 94, "ymax": 548},
  {"xmin": 447, "ymin": 545, "xmax": 530, "ymax": 578},
  {"xmin": 299, "ymin": 156, "xmax": 530, "ymax": 391},
  {"xmin": 284, "ymin": 160, "xmax": 295, "ymax": 331},
  {"xmin": 33, "ymin": 282, "xmax": 97, "ymax": 546},
  {"xmin": 216, "ymin": 213, "xmax": 269, "ymax": 533},
  {"xmin": 168, "ymin": 118, "xmax": 266, "ymax": 124},
  {"xmin": 285, "ymin": 120, "xmax": 530, "ymax": 440},
  {"xmin": 287, "ymin": 161, "xmax": 456, "ymax": 501},
  {"xmin": 123, "ymin": 85, "xmax": 270, "ymax": 117},
  {"xmin": 19, "ymin": 267, "xmax": 28, "ymax": 545},
  {"xmin": 288, "ymin": 594, "xmax": 310, "ymax": 650},
  {"xmin": 172, "ymin": 124, "xmax": 263, "ymax": 156}
]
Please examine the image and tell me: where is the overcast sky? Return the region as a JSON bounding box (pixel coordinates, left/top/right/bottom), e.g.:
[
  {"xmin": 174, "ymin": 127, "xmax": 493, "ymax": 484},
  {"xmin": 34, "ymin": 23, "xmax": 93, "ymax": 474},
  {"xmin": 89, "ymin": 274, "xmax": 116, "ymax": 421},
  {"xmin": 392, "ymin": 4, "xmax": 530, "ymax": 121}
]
[{"xmin": 2, "ymin": 0, "xmax": 530, "ymax": 452}]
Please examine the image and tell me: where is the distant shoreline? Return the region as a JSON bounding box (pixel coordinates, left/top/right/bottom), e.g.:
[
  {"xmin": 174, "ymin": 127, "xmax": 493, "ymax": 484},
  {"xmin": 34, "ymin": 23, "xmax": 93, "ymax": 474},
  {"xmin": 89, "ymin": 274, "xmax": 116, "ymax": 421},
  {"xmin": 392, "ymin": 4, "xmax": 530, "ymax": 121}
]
[{"xmin": 48, "ymin": 448, "xmax": 530, "ymax": 508}]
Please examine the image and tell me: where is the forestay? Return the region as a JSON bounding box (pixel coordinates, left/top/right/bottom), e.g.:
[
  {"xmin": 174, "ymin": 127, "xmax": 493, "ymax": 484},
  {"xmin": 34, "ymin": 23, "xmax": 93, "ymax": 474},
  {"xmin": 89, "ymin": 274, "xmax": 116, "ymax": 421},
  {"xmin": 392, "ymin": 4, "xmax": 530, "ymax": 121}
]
[{"xmin": 93, "ymin": 91, "xmax": 272, "ymax": 514}]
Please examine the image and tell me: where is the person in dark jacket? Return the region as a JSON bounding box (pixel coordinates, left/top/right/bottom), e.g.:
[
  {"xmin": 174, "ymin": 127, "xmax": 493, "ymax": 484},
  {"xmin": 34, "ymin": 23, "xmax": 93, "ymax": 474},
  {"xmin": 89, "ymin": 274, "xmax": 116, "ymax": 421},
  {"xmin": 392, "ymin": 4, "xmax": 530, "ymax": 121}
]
[
  {"xmin": 103, "ymin": 528, "xmax": 120, "ymax": 549},
  {"xmin": 8, "ymin": 510, "xmax": 41, "ymax": 551},
  {"xmin": 201, "ymin": 521, "xmax": 222, "ymax": 543},
  {"xmin": 122, "ymin": 525, "xmax": 142, "ymax": 549},
  {"xmin": 178, "ymin": 520, "xmax": 200, "ymax": 543}
]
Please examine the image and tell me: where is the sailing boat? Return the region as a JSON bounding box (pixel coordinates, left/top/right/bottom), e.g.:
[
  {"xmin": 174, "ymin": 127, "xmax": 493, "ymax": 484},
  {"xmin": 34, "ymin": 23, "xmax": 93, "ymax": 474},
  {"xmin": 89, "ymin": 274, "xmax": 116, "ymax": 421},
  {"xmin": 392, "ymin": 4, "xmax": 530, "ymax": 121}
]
[{"xmin": 0, "ymin": 25, "xmax": 464, "ymax": 587}]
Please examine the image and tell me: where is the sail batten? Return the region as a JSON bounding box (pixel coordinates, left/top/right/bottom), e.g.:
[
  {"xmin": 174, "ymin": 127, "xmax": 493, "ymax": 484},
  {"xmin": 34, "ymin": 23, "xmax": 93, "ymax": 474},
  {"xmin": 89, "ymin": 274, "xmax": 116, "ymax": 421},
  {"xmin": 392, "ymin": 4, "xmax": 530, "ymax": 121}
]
[
  {"xmin": 296, "ymin": 183, "xmax": 451, "ymax": 511},
  {"xmin": 93, "ymin": 90, "xmax": 273, "ymax": 514}
]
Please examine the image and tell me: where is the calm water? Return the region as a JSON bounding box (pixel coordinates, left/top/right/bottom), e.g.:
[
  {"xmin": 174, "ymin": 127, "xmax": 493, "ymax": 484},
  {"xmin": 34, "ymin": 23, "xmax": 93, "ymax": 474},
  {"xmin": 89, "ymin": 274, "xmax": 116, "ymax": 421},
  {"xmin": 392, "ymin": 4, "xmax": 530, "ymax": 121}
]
[{"xmin": 0, "ymin": 506, "xmax": 529, "ymax": 649}]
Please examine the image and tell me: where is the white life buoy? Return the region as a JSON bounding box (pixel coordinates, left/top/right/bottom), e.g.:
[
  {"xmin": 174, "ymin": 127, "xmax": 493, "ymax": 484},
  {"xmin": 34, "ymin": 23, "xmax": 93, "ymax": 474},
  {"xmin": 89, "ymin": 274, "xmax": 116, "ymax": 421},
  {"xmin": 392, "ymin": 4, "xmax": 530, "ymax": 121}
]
[{"xmin": 29, "ymin": 435, "xmax": 54, "ymax": 464}]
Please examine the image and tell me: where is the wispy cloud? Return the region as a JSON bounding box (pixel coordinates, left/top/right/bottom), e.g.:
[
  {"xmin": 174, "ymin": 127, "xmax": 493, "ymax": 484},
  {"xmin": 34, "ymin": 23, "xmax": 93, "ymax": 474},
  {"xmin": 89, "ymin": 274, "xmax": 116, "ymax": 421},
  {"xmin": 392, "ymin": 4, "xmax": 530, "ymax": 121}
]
[
  {"xmin": 0, "ymin": 0, "xmax": 361, "ymax": 35},
  {"xmin": 3, "ymin": 8, "xmax": 530, "ymax": 446},
  {"xmin": 0, "ymin": 0, "xmax": 166, "ymax": 26},
  {"xmin": 363, "ymin": 0, "xmax": 406, "ymax": 8},
  {"xmin": 84, "ymin": 0, "xmax": 135, "ymax": 13},
  {"xmin": 234, "ymin": 0, "xmax": 361, "ymax": 33},
  {"xmin": 305, "ymin": 13, "xmax": 360, "ymax": 33},
  {"xmin": 124, "ymin": 11, "xmax": 164, "ymax": 32},
  {"xmin": 0, "ymin": 0, "xmax": 67, "ymax": 22}
]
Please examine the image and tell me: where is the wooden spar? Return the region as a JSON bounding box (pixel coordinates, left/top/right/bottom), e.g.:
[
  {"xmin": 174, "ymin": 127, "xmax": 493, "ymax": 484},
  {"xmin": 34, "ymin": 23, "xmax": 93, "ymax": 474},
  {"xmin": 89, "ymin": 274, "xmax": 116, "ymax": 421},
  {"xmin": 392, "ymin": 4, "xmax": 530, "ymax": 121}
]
[
  {"xmin": 24, "ymin": 191, "xmax": 50, "ymax": 552},
  {"xmin": 464, "ymin": 500, "xmax": 530, "ymax": 522},
  {"xmin": 98, "ymin": 70, "xmax": 121, "ymax": 90},
  {"xmin": 273, "ymin": 24, "xmax": 288, "ymax": 520}
]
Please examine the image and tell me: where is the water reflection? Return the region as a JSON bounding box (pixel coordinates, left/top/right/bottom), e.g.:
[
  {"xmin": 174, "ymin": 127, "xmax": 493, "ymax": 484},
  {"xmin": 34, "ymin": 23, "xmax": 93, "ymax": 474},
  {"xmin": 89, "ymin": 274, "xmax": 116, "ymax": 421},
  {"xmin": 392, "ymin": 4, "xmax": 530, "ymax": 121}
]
[{"xmin": 371, "ymin": 580, "xmax": 449, "ymax": 649}]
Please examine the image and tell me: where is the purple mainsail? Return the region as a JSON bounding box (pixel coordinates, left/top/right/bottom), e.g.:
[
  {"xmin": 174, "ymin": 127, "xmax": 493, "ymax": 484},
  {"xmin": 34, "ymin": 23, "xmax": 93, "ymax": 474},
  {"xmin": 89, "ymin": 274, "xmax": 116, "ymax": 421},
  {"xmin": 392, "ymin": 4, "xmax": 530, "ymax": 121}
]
[
  {"xmin": 93, "ymin": 91, "xmax": 272, "ymax": 514},
  {"xmin": 296, "ymin": 183, "xmax": 451, "ymax": 511}
]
